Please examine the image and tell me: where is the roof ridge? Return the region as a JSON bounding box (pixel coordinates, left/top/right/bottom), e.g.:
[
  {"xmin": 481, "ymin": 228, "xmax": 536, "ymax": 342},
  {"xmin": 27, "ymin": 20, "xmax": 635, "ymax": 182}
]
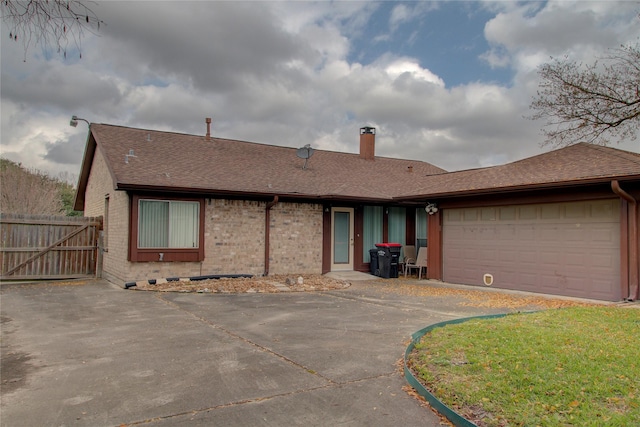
[
  {"xmin": 95, "ymin": 122, "xmax": 446, "ymax": 169},
  {"xmin": 423, "ymin": 165, "xmax": 493, "ymax": 179},
  {"xmin": 93, "ymin": 122, "xmax": 199, "ymax": 138},
  {"xmin": 500, "ymin": 142, "xmax": 640, "ymax": 168},
  {"xmin": 214, "ymin": 136, "xmax": 446, "ymax": 166},
  {"xmin": 502, "ymin": 144, "xmax": 573, "ymax": 166},
  {"xmin": 581, "ymin": 142, "xmax": 640, "ymax": 165}
]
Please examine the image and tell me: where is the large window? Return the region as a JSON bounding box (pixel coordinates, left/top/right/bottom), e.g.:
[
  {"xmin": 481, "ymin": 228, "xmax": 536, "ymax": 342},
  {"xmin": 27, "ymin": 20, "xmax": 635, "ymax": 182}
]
[
  {"xmin": 138, "ymin": 200, "xmax": 199, "ymax": 248},
  {"xmin": 388, "ymin": 207, "xmax": 406, "ymax": 260},
  {"xmin": 130, "ymin": 195, "xmax": 204, "ymax": 262},
  {"xmin": 416, "ymin": 207, "xmax": 428, "ymax": 248},
  {"xmin": 362, "ymin": 206, "xmax": 383, "ymax": 262},
  {"xmin": 388, "ymin": 207, "xmax": 406, "ymax": 246}
]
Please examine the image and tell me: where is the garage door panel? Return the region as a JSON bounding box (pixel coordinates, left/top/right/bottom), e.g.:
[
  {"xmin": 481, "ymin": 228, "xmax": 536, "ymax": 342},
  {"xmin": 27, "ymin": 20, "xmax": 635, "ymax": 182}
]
[
  {"xmin": 592, "ymin": 202, "xmax": 615, "ymax": 218},
  {"xmin": 591, "ymin": 253, "xmax": 616, "ymax": 268},
  {"xmin": 497, "ymin": 226, "xmax": 516, "ymax": 240},
  {"xmin": 541, "ymin": 204, "xmax": 562, "ymax": 219},
  {"xmin": 443, "ymin": 200, "xmax": 621, "ymax": 301},
  {"xmin": 517, "ymin": 226, "xmax": 535, "ymax": 240},
  {"xmin": 590, "ymin": 224, "xmax": 619, "ymax": 244},
  {"xmin": 519, "ymin": 206, "xmax": 537, "ymax": 219},
  {"xmin": 497, "ymin": 249, "xmax": 516, "ymax": 263},
  {"xmin": 562, "ymin": 227, "xmax": 589, "ymax": 242},
  {"xmin": 565, "ymin": 253, "xmax": 584, "ymax": 267},
  {"xmin": 519, "ymin": 249, "xmax": 538, "ymax": 264},
  {"xmin": 566, "ymin": 278, "xmax": 587, "ymax": 294},
  {"xmin": 479, "ymin": 248, "xmax": 497, "ymax": 262},
  {"xmin": 565, "ymin": 203, "xmax": 587, "ymax": 218},
  {"xmin": 520, "ymin": 272, "xmax": 538, "ymax": 287},
  {"xmin": 539, "ymin": 250, "xmax": 561, "ymax": 264}
]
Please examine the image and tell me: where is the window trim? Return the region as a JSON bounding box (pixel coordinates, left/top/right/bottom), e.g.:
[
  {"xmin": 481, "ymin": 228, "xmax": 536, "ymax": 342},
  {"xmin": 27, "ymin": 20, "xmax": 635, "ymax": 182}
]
[{"xmin": 129, "ymin": 194, "xmax": 205, "ymax": 262}]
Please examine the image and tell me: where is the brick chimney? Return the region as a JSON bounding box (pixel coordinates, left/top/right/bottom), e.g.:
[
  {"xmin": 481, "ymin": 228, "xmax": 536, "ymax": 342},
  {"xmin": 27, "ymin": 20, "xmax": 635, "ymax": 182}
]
[
  {"xmin": 205, "ymin": 117, "xmax": 212, "ymax": 140},
  {"xmin": 359, "ymin": 126, "xmax": 375, "ymax": 161}
]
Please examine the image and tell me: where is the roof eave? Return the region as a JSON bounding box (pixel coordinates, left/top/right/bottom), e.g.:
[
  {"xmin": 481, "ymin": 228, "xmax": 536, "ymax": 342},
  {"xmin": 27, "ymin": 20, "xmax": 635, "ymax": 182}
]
[
  {"xmin": 115, "ymin": 183, "xmax": 398, "ymax": 204},
  {"xmin": 73, "ymin": 129, "xmax": 96, "ymax": 211},
  {"xmin": 394, "ymin": 175, "xmax": 640, "ymax": 201}
]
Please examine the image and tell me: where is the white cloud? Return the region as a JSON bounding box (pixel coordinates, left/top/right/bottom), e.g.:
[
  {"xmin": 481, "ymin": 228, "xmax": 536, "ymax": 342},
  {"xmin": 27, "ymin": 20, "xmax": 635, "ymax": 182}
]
[
  {"xmin": 483, "ymin": 1, "xmax": 639, "ymax": 65},
  {"xmin": 384, "ymin": 58, "xmax": 445, "ymax": 87},
  {"xmin": 389, "ymin": 4, "xmax": 412, "ymax": 31},
  {"xmin": 1, "ymin": 0, "xmax": 638, "ymax": 182}
]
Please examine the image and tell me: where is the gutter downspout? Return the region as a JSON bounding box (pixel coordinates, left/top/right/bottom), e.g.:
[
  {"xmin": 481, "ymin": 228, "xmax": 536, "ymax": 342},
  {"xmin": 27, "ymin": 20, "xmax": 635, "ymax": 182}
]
[
  {"xmin": 264, "ymin": 196, "xmax": 279, "ymax": 276},
  {"xmin": 612, "ymin": 180, "xmax": 639, "ymax": 301}
]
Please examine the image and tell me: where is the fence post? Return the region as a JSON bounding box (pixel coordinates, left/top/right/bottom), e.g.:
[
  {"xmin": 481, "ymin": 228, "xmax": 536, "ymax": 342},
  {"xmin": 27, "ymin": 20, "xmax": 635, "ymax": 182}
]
[{"xmin": 96, "ymin": 231, "xmax": 104, "ymax": 279}]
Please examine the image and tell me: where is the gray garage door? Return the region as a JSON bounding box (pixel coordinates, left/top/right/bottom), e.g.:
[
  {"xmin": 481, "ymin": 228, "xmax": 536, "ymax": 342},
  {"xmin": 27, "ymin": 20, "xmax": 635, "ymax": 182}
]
[{"xmin": 443, "ymin": 200, "xmax": 621, "ymax": 301}]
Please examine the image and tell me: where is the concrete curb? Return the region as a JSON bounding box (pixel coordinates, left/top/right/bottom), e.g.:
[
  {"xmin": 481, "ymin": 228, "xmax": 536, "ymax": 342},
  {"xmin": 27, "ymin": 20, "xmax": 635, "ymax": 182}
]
[{"xmin": 403, "ymin": 314, "xmax": 510, "ymax": 427}]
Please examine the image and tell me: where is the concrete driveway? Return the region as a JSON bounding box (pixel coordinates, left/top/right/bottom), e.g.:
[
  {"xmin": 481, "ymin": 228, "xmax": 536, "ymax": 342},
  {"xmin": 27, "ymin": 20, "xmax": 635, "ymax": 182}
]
[{"xmin": 1, "ymin": 277, "xmax": 533, "ymax": 427}]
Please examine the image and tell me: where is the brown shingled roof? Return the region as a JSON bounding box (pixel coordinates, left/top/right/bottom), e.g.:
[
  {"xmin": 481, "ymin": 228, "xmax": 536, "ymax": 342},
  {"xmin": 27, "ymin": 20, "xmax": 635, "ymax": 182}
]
[
  {"xmin": 84, "ymin": 123, "xmax": 447, "ymax": 203},
  {"xmin": 397, "ymin": 143, "xmax": 640, "ymax": 200},
  {"xmin": 75, "ymin": 124, "xmax": 640, "ymax": 211}
]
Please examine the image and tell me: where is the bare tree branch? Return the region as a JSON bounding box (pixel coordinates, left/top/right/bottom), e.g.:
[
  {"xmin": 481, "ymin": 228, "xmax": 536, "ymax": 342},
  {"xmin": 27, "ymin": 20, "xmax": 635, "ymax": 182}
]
[
  {"xmin": 0, "ymin": 158, "xmax": 67, "ymax": 215},
  {"xmin": 528, "ymin": 44, "xmax": 640, "ymax": 147},
  {"xmin": 1, "ymin": 0, "xmax": 104, "ymax": 60}
]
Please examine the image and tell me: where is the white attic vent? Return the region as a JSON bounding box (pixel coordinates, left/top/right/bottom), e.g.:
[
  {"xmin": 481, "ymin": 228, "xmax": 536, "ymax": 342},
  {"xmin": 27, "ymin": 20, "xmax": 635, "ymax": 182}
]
[{"xmin": 125, "ymin": 149, "xmax": 137, "ymax": 164}]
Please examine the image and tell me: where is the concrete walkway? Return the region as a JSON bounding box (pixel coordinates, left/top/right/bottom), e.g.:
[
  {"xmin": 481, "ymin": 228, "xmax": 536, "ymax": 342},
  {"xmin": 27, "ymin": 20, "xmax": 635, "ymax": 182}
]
[
  {"xmin": 324, "ymin": 270, "xmax": 380, "ymax": 281},
  {"xmin": 0, "ymin": 278, "xmax": 528, "ymax": 427}
]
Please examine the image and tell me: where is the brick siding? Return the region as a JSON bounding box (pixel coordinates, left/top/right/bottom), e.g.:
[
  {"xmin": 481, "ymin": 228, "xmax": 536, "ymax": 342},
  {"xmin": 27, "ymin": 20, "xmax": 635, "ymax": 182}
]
[
  {"xmin": 84, "ymin": 154, "xmax": 324, "ymax": 285},
  {"xmin": 83, "ymin": 148, "xmax": 130, "ymax": 284},
  {"xmin": 202, "ymin": 199, "xmax": 265, "ymax": 275},
  {"xmin": 268, "ymin": 203, "xmax": 323, "ymax": 275}
]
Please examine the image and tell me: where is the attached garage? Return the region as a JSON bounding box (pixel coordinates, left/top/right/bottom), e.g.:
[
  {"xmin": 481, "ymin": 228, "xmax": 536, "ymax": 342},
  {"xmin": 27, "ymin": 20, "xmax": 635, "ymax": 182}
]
[
  {"xmin": 442, "ymin": 200, "xmax": 621, "ymax": 301},
  {"xmin": 396, "ymin": 143, "xmax": 638, "ymax": 302}
]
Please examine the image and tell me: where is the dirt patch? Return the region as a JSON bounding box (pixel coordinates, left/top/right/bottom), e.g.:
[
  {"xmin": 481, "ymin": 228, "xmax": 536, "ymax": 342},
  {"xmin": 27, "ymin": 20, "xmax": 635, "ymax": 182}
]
[{"xmin": 133, "ymin": 274, "xmax": 351, "ymax": 293}]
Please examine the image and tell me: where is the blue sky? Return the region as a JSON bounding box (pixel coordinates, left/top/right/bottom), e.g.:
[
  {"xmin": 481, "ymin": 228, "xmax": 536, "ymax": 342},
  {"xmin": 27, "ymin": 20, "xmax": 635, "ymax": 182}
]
[
  {"xmin": 349, "ymin": 2, "xmax": 512, "ymax": 87},
  {"xmin": 1, "ymin": 1, "xmax": 638, "ymax": 180}
]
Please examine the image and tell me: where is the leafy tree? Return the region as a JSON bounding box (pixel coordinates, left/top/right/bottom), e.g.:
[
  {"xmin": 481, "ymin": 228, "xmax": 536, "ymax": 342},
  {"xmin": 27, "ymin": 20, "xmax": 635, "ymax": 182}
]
[
  {"xmin": 1, "ymin": 0, "xmax": 104, "ymax": 60},
  {"xmin": 529, "ymin": 44, "xmax": 640, "ymax": 147},
  {"xmin": 0, "ymin": 158, "xmax": 82, "ymax": 216},
  {"xmin": 59, "ymin": 180, "xmax": 82, "ymax": 216}
]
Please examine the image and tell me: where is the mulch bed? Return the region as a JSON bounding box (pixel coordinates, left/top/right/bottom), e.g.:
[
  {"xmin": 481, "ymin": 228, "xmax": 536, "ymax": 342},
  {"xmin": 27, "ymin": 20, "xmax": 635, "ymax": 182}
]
[
  {"xmin": 132, "ymin": 274, "xmax": 351, "ymax": 293},
  {"xmin": 375, "ymin": 278, "xmax": 599, "ymax": 309},
  {"xmin": 132, "ymin": 274, "xmax": 599, "ymax": 310}
]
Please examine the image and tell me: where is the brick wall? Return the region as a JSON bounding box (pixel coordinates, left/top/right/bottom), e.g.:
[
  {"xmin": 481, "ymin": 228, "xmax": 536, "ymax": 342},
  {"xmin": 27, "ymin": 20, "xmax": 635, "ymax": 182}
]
[
  {"xmin": 84, "ymin": 164, "xmax": 325, "ymax": 283},
  {"xmin": 201, "ymin": 199, "xmax": 323, "ymax": 276},
  {"xmin": 202, "ymin": 199, "xmax": 265, "ymax": 275},
  {"xmin": 83, "ymin": 148, "xmax": 131, "ymax": 284},
  {"xmin": 269, "ymin": 203, "xmax": 323, "ymax": 275},
  {"xmin": 82, "ymin": 147, "xmax": 111, "ymax": 217}
]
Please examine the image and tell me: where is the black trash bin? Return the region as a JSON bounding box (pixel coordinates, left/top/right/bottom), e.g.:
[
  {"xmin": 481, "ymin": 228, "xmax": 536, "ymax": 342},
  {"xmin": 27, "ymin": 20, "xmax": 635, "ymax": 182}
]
[
  {"xmin": 375, "ymin": 243, "xmax": 402, "ymax": 278},
  {"xmin": 369, "ymin": 249, "xmax": 379, "ymax": 276}
]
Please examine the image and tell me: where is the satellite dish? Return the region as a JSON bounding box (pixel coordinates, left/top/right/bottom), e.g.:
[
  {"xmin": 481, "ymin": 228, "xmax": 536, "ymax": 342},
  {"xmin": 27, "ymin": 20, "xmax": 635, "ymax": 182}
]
[
  {"xmin": 296, "ymin": 144, "xmax": 315, "ymax": 169},
  {"xmin": 296, "ymin": 144, "xmax": 315, "ymax": 159}
]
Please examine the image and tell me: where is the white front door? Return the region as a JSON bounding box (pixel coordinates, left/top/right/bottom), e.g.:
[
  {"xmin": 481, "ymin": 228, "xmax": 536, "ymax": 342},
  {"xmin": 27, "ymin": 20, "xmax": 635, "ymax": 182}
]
[{"xmin": 331, "ymin": 207, "xmax": 354, "ymax": 271}]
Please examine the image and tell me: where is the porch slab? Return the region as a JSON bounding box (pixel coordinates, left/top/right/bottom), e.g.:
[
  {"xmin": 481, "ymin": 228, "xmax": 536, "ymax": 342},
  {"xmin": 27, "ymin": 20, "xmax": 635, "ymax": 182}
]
[{"xmin": 324, "ymin": 271, "xmax": 380, "ymax": 281}]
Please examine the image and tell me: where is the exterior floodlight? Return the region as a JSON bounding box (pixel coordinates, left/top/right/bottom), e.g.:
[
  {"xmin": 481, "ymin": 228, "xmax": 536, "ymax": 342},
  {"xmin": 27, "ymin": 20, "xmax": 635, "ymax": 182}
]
[
  {"xmin": 425, "ymin": 202, "xmax": 438, "ymax": 215},
  {"xmin": 70, "ymin": 115, "xmax": 90, "ymax": 128}
]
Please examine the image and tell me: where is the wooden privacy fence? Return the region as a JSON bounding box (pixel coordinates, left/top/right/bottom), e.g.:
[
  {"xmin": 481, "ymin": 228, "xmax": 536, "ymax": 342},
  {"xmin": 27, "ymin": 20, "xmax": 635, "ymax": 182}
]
[{"xmin": 0, "ymin": 214, "xmax": 102, "ymax": 280}]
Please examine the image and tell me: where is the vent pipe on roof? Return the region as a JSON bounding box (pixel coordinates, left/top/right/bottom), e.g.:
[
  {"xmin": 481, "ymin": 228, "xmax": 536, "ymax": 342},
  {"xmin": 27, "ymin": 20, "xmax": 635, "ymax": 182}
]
[
  {"xmin": 360, "ymin": 126, "xmax": 375, "ymax": 161},
  {"xmin": 206, "ymin": 117, "xmax": 212, "ymax": 140}
]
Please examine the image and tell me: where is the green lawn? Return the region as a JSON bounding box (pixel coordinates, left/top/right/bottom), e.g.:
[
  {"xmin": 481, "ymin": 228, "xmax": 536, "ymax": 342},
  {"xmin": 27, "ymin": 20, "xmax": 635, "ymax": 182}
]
[{"xmin": 408, "ymin": 307, "xmax": 640, "ymax": 426}]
